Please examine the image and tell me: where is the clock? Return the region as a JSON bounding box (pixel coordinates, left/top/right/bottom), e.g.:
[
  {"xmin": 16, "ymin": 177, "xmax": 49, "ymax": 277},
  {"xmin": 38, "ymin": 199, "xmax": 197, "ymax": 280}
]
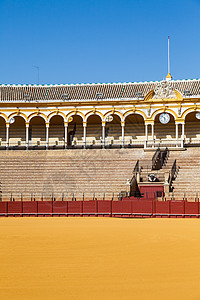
[
  {"xmin": 159, "ymin": 113, "xmax": 170, "ymax": 124},
  {"xmin": 9, "ymin": 117, "xmax": 15, "ymax": 124},
  {"xmin": 196, "ymin": 112, "xmax": 200, "ymax": 120}
]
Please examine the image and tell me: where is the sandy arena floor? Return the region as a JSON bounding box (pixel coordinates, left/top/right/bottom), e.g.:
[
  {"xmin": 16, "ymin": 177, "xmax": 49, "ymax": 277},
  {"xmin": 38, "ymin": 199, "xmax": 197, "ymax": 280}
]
[{"xmin": 0, "ymin": 218, "xmax": 200, "ymax": 299}]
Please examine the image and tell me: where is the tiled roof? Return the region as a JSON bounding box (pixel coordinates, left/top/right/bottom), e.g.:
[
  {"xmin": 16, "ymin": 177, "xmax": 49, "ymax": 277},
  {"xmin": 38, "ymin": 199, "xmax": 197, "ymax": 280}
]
[{"xmin": 0, "ymin": 79, "xmax": 200, "ymax": 101}]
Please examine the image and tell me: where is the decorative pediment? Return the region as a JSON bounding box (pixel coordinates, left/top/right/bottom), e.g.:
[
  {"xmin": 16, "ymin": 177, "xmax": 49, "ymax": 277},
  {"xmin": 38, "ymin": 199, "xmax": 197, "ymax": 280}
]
[
  {"xmin": 152, "ymin": 80, "xmax": 176, "ymax": 99},
  {"xmin": 144, "ymin": 81, "xmax": 183, "ymax": 101}
]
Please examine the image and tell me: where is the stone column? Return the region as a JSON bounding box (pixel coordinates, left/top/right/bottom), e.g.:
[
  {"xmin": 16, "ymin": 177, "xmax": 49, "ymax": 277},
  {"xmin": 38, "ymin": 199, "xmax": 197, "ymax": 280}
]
[
  {"xmin": 145, "ymin": 123, "xmax": 148, "ymax": 141},
  {"xmin": 102, "ymin": 122, "xmax": 105, "ymax": 148},
  {"xmin": 181, "ymin": 123, "xmax": 185, "ymax": 148},
  {"xmin": 83, "ymin": 122, "xmax": 87, "ymax": 149},
  {"xmin": 121, "ymin": 122, "xmax": 125, "ymax": 148},
  {"xmin": 46, "ymin": 123, "xmax": 49, "ymax": 149},
  {"xmin": 26, "ymin": 123, "xmax": 29, "ymax": 149},
  {"xmin": 151, "ymin": 123, "xmax": 154, "ymax": 148},
  {"xmin": 64, "ymin": 122, "xmax": 68, "ymax": 149},
  {"xmin": 176, "ymin": 123, "xmax": 179, "ymax": 147},
  {"xmin": 6, "ymin": 123, "xmax": 9, "ymax": 150}
]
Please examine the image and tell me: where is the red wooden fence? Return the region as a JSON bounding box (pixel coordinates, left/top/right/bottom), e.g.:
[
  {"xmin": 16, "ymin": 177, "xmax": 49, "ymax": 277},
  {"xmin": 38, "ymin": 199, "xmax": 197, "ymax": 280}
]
[{"xmin": 0, "ymin": 199, "xmax": 200, "ymax": 218}]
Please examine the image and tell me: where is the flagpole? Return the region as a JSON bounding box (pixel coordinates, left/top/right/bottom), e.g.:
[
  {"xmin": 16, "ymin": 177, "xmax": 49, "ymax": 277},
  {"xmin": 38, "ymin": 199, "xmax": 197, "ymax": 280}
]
[
  {"xmin": 168, "ymin": 36, "xmax": 170, "ymax": 75},
  {"xmin": 166, "ymin": 36, "xmax": 172, "ymax": 81}
]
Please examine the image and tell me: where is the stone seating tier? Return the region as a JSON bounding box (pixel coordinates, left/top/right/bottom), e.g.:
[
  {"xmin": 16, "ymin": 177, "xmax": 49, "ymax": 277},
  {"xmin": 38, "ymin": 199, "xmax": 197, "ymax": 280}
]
[{"xmin": 0, "ymin": 149, "xmax": 153, "ymax": 200}]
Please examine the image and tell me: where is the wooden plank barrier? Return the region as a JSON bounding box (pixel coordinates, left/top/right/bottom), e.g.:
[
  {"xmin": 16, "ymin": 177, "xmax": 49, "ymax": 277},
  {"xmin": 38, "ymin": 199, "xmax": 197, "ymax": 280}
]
[
  {"xmin": 83, "ymin": 201, "xmax": 96, "ymax": 216},
  {"xmin": 0, "ymin": 202, "xmax": 8, "ymax": 217},
  {"xmin": 23, "ymin": 202, "xmax": 38, "ymax": 216},
  {"xmin": 8, "ymin": 202, "xmax": 22, "ymax": 217},
  {"xmin": 38, "ymin": 201, "xmax": 52, "ymax": 216},
  {"xmin": 52, "ymin": 201, "xmax": 68, "ymax": 216},
  {"xmin": 0, "ymin": 199, "xmax": 200, "ymax": 218}
]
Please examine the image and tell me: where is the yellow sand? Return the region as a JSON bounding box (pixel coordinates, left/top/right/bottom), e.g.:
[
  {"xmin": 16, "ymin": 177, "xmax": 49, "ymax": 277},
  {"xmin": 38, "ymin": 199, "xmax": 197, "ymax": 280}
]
[{"xmin": 0, "ymin": 218, "xmax": 200, "ymax": 300}]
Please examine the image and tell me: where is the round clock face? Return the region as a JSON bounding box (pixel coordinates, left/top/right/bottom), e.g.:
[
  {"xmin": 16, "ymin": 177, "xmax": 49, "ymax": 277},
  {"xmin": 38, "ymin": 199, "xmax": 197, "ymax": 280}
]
[
  {"xmin": 196, "ymin": 112, "xmax": 200, "ymax": 120},
  {"xmin": 159, "ymin": 113, "xmax": 170, "ymax": 124},
  {"xmin": 9, "ymin": 117, "xmax": 15, "ymax": 124}
]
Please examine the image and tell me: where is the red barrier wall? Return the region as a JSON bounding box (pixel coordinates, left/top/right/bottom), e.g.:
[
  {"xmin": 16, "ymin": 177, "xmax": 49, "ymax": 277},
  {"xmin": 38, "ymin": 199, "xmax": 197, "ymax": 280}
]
[
  {"xmin": 98, "ymin": 201, "xmax": 111, "ymax": 215},
  {"xmin": 112, "ymin": 201, "xmax": 132, "ymax": 216},
  {"xmin": 38, "ymin": 201, "xmax": 52, "ymax": 214},
  {"xmin": 23, "ymin": 202, "xmax": 38, "ymax": 215},
  {"xmin": 0, "ymin": 202, "xmax": 7, "ymax": 215},
  {"xmin": 170, "ymin": 201, "xmax": 185, "ymax": 216},
  {"xmin": 83, "ymin": 201, "xmax": 96, "ymax": 215},
  {"xmin": 132, "ymin": 200, "xmax": 153, "ymax": 214},
  {"xmin": 185, "ymin": 202, "xmax": 199, "ymax": 215},
  {"xmin": 68, "ymin": 201, "xmax": 82, "ymax": 214},
  {"xmin": 53, "ymin": 201, "xmax": 68, "ymax": 214},
  {"xmin": 155, "ymin": 201, "xmax": 169, "ymax": 214},
  {"xmin": 8, "ymin": 202, "xmax": 22, "ymax": 215},
  {"xmin": 1, "ymin": 199, "xmax": 200, "ymax": 218}
]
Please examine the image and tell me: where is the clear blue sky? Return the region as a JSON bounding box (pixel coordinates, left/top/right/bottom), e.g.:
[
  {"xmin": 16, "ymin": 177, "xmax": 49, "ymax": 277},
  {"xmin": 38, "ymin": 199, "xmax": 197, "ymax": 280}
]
[{"xmin": 0, "ymin": 0, "xmax": 200, "ymax": 84}]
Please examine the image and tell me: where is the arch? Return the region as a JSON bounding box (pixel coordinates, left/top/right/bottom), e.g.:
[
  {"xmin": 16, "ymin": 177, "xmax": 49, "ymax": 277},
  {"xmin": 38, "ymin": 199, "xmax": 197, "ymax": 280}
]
[
  {"xmin": 123, "ymin": 110, "xmax": 146, "ymax": 121},
  {"xmin": 104, "ymin": 113, "xmax": 122, "ymax": 144},
  {"xmin": 103, "ymin": 110, "xmax": 123, "ymax": 122},
  {"xmin": 124, "ymin": 114, "xmax": 145, "ymax": 144},
  {"xmin": 8, "ymin": 112, "xmax": 28, "ymax": 122},
  {"xmin": 0, "ymin": 116, "xmax": 6, "ymax": 146},
  {"xmin": 67, "ymin": 114, "xmax": 83, "ymax": 147},
  {"xmin": 182, "ymin": 107, "xmax": 200, "ymax": 120},
  {"xmin": 184, "ymin": 111, "xmax": 200, "ymax": 144},
  {"xmin": 29, "ymin": 116, "xmax": 46, "ymax": 147},
  {"xmin": 154, "ymin": 111, "xmax": 176, "ymax": 141},
  {"xmin": 28, "ymin": 112, "xmax": 48, "ymax": 123},
  {"xmin": 151, "ymin": 109, "xmax": 177, "ymax": 121},
  {"xmin": 87, "ymin": 114, "xmax": 102, "ymax": 144},
  {"xmin": 9, "ymin": 116, "xmax": 26, "ymax": 147},
  {"xmin": 0, "ymin": 113, "xmax": 8, "ymax": 122},
  {"xmin": 49, "ymin": 115, "xmax": 64, "ymax": 147},
  {"xmin": 85, "ymin": 110, "xmax": 103, "ymax": 122},
  {"xmin": 66, "ymin": 111, "xmax": 85, "ymax": 123},
  {"xmin": 48, "ymin": 111, "xmax": 66, "ymax": 122}
]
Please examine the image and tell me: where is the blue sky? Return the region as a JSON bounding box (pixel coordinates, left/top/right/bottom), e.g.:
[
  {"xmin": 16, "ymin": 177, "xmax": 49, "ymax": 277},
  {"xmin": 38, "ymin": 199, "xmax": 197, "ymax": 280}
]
[{"xmin": 0, "ymin": 0, "xmax": 200, "ymax": 84}]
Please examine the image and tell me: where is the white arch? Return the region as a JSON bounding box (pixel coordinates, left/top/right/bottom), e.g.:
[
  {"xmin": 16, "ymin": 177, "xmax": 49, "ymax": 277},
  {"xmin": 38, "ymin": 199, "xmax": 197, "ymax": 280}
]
[
  {"xmin": 85, "ymin": 111, "xmax": 103, "ymax": 122},
  {"xmin": 0, "ymin": 114, "xmax": 8, "ymax": 122},
  {"xmin": 8, "ymin": 114, "xmax": 27, "ymax": 123},
  {"xmin": 48, "ymin": 113, "xmax": 66, "ymax": 122},
  {"xmin": 103, "ymin": 111, "xmax": 123, "ymax": 122},
  {"xmin": 28, "ymin": 114, "xmax": 47, "ymax": 123},
  {"xmin": 124, "ymin": 111, "xmax": 145, "ymax": 122},
  {"xmin": 66, "ymin": 112, "xmax": 84, "ymax": 123},
  {"xmin": 152, "ymin": 109, "xmax": 176, "ymax": 121},
  {"xmin": 182, "ymin": 109, "xmax": 199, "ymax": 120}
]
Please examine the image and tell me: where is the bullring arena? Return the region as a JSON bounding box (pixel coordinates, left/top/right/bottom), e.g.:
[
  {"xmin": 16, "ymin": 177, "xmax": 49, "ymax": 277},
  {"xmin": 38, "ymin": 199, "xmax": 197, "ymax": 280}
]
[{"xmin": 2, "ymin": 75, "xmax": 200, "ymax": 299}]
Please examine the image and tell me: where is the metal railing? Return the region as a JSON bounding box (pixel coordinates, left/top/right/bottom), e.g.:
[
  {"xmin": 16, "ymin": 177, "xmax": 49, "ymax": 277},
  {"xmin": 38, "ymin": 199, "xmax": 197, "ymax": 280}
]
[
  {"xmin": 0, "ymin": 191, "xmax": 125, "ymax": 202},
  {"xmin": 152, "ymin": 148, "xmax": 161, "ymax": 170},
  {"xmin": 168, "ymin": 159, "xmax": 179, "ymax": 188},
  {"xmin": 133, "ymin": 160, "xmax": 140, "ymax": 174},
  {"xmin": 161, "ymin": 147, "xmax": 169, "ymax": 167}
]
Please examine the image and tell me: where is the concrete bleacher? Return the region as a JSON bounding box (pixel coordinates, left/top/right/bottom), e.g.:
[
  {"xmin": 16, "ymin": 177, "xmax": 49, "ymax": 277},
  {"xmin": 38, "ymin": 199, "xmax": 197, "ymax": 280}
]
[
  {"xmin": 0, "ymin": 148, "xmax": 152, "ymax": 201},
  {"xmin": 169, "ymin": 148, "xmax": 200, "ymax": 199}
]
